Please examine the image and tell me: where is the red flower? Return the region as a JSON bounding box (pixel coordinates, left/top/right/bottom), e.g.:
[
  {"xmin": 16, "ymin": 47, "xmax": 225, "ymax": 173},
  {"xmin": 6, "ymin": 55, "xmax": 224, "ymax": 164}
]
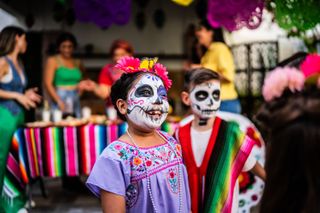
[
  {"xmin": 169, "ymin": 171, "xmax": 175, "ymax": 178},
  {"xmin": 146, "ymin": 160, "xmax": 152, "ymax": 167}
]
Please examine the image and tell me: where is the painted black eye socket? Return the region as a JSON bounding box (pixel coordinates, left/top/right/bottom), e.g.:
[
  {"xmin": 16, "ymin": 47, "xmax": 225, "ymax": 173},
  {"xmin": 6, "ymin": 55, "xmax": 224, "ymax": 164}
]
[
  {"xmin": 135, "ymin": 85, "xmax": 154, "ymax": 97},
  {"xmin": 195, "ymin": 91, "xmax": 208, "ymax": 101},
  {"xmin": 157, "ymin": 86, "xmax": 167, "ymax": 98},
  {"xmin": 212, "ymin": 90, "xmax": 220, "ymax": 101}
]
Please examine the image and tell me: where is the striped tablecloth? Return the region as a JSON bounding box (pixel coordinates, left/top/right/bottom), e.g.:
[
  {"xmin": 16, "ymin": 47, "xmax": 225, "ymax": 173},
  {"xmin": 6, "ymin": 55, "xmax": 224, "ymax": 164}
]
[{"xmin": 4, "ymin": 122, "xmax": 178, "ymax": 199}]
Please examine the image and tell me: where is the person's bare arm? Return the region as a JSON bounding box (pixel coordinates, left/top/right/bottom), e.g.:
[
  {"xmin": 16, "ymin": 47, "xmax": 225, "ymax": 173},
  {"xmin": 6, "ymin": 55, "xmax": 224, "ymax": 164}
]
[
  {"xmin": 100, "ymin": 190, "xmax": 125, "ymax": 213},
  {"xmin": 94, "ymin": 83, "xmax": 111, "ymax": 99},
  {"xmin": 250, "ymin": 162, "xmax": 266, "ymax": 181},
  {"xmin": 78, "ymin": 79, "xmax": 111, "ymax": 99},
  {"xmin": 0, "ymin": 58, "xmax": 39, "ymax": 109},
  {"xmin": 44, "ymin": 57, "xmax": 65, "ymax": 110},
  {"xmin": 0, "ymin": 58, "xmax": 8, "ymax": 79}
]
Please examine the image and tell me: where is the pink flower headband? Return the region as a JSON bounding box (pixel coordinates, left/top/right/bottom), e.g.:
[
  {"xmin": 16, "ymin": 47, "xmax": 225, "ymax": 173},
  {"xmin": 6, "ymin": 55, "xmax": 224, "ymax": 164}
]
[
  {"xmin": 262, "ymin": 67, "xmax": 305, "ymax": 102},
  {"xmin": 300, "ymin": 54, "xmax": 320, "ymax": 87},
  {"xmin": 114, "ymin": 56, "xmax": 172, "ymax": 90}
]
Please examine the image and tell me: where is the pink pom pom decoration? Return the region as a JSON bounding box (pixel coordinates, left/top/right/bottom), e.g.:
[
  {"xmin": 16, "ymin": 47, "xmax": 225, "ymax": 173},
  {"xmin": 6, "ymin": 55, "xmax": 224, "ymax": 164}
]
[{"xmin": 262, "ymin": 67, "xmax": 305, "ymax": 102}]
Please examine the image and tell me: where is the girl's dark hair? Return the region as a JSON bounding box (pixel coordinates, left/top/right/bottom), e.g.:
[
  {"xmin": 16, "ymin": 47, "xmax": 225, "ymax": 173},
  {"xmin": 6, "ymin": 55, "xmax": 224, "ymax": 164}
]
[
  {"xmin": 111, "ymin": 71, "xmax": 145, "ymax": 121},
  {"xmin": 56, "ymin": 32, "xmax": 78, "ymax": 49},
  {"xmin": 197, "ymin": 19, "xmax": 225, "ymax": 43},
  {"xmin": 0, "ymin": 26, "xmax": 25, "ymax": 56},
  {"xmin": 183, "ymin": 67, "xmax": 220, "ymax": 91},
  {"xmin": 256, "ymin": 87, "xmax": 320, "ymax": 213}
]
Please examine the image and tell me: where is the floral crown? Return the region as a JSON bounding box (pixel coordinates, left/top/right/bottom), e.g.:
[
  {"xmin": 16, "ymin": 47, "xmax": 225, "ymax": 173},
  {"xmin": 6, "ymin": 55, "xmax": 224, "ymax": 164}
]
[
  {"xmin": 262, "ymin": 54, "xmax": 320, "ymax": 102},
  {"xmin": 114, "ymin": 56, "xmax": 172, "ymax": 90}
]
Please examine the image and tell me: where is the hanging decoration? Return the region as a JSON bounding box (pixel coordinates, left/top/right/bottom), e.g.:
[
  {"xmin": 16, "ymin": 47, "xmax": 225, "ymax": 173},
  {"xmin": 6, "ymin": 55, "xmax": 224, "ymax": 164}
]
[
  {"xmin": 153, "ymin": 9, "xmax": 166, "ymax": 29},
  {"xmin": 195, "ymin": 0, "xmax": 208, "ymax": 20},
  {"xmin": 25, "ymin": 13, "xmax": 35, "ymax": 28},
  {"xmin": 73, "ymin": 0, "xmax": 131, "ymax": 29},
  {"xmin": 65, "ymin": 8, "xmax": 76, "ymax": 26},
  {"xmin": 270, "ymin": 0, "xmax": 320, "ymax": 33},
  {"xmin": 135, "ymin": 11, "xmax": 146, "ymax": 30},
  {"xmin": 52, "ymin": 0, "xmax": 76, "ymax": 26},
  {"xmin": 53, "ymin": 0, "xmax": 66, "ymax": 23},
  {"xmin": 134, "ymin": 0, "xmax": 150, "ymax": 30},
  {"xmin": 171, "ymin": 0, "xmax": 193, "ymax": 7},
  {"xmin": 207, "ymin": 0, "xmax": 265, "ymax": 32}
]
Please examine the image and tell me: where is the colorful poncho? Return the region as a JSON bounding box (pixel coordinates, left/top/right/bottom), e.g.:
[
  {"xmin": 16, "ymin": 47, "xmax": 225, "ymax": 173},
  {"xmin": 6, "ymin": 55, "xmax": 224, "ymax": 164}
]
[{"xmin": 177, "ymin": 117, "xmax": 255, "ymax": 213}]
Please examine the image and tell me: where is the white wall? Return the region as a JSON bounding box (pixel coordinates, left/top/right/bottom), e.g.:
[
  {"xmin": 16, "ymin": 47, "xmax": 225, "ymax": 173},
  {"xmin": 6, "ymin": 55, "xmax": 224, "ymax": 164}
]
[
  {"xmin": 1, "ymin": 2, "xmax": 307, "ymax": 67},
  {"xmin": 29, "ymin": 1, "xmax": 198, "ymax": 55}
]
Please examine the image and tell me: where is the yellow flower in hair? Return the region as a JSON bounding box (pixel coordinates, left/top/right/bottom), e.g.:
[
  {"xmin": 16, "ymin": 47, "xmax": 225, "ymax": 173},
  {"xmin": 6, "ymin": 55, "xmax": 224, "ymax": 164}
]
[{"xmin": 139, "ymin": 57, "xmax": 158, "ymax": 70}]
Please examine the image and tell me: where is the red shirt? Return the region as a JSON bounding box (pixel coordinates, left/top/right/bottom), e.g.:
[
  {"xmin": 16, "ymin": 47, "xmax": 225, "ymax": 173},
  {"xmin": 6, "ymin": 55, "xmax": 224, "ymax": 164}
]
[
  {"xmin": 98, "ymin": 63, "xmax": 124, "ymax": 107},
  {"xmin": 98, "ymin": 63, "xmax": 123, "ymax": 86}
]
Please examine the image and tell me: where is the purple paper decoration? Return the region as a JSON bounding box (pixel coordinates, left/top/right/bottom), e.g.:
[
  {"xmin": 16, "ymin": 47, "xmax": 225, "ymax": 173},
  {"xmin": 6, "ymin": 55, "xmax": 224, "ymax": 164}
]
[
  {"xmin": 207, "ymin": 0, "xmax": 265, "ymax": 32},
  {"xmin": 73, "ymin": 0, "xmax": 131, "ymax": 28}
]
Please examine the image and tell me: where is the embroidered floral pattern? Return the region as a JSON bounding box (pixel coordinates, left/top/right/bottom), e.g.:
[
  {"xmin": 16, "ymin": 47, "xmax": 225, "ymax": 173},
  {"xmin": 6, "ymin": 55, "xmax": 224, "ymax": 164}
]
[
  {"xmin": 126, "ymin": 182, "xmax": 139, "ymax": 208},
  {"xmin": 167, "ymin": 167, "xmax": 179, "ymax": 194},
  {"xmin": 108, "ymin": 133, "xmax": 182, "ymax": 181}
]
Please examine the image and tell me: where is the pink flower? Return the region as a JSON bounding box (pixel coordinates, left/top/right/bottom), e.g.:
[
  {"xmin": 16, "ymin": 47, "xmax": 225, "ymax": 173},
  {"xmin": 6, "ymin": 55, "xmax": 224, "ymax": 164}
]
[
  {"xmin": 114, "ymin": 56, "xmax": 140, "ymax": 73},
  {"xmin": 114, "ymin": 144, "xmax": 122, "ymax": 150},
  {"xmin": 114, "ymin": 56, "xmax": 172, "ymax": 90},
  {"xmin": 153, "ymin": 63, "xmax": 172, "ymax": 90},
  {"xmin": 300, "ymin": 54, "xmax": 320, "ymax": 78},
  {"xmin": 262, "ymin": 67, "xmax": 305, "ymax": 102}
]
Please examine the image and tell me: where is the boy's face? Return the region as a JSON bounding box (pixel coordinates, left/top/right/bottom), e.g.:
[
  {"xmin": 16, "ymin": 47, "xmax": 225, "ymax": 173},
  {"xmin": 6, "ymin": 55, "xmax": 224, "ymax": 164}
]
[
  {"xmin": 188, "ymin": 79, "xmax": 221, "ymax": 119},
  {"xmin": 126, "ymin": 73, "xmax": 169, "ymax": 130}
]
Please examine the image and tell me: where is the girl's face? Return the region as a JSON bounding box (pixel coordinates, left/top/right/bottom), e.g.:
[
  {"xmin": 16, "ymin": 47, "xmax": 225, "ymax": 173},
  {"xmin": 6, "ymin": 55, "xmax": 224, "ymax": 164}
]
[
  {"xmin": 195, "ymin": 26, "xmax": 213, "ymax": 47},
  {"xmin": 113, "ymin": 48, "xmax": 131, "ymax": 63},
  {"xmin": 189, "ymin": 79, "xmax": 221, "ymax": 119},
  {"xmin": 59, "ymin": 40, "xmax": 74, "ymax": 58},
  {"xmin": 16, "ymin": 34, "xmax": 27, "ymax": 54},
  {"xmin": 126, "ymin": 73, "xmax": 169, "ymax": 130}
]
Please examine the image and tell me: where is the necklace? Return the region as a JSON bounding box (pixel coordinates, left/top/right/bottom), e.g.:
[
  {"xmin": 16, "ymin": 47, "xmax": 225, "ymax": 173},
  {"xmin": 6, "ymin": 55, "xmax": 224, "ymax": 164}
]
[{"xmin": 126, "ymin": 130, "xmax": 183, "ymax": 213}]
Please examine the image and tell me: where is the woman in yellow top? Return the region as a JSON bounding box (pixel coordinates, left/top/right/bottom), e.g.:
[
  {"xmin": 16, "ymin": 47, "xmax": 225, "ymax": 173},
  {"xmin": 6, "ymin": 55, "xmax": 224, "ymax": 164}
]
[{"xmin": 192, "ymin": 20, "xmax": 241, "ymax": 114}]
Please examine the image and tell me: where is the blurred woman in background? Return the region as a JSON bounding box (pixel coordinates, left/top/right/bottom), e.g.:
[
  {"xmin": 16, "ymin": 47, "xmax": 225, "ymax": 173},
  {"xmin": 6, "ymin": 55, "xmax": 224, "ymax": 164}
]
[
  {"xmin": 0, "ymin": 26, "xmax": 41, "ymax": 213},
  {"xmin": 81, "ymin": 39, "xmax": 134, "ymax": 119},
  {"xmin": 192, "ymin": 20, "xmax": 241, "ymax": 114},
  {"xmin": 44, "ymin": 32, "xmax": 86, "ymax": 118}
]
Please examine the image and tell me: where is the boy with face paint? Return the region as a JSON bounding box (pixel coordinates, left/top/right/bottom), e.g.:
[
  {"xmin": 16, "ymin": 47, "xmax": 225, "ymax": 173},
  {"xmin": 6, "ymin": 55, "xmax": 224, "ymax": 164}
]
[
  {"xmin": 176, "ymin": 68, "xmax": 265, "ymax": 213},
  {"xmin": 86, "ymin": 57, "xmax": 191, "ymax": 213}
]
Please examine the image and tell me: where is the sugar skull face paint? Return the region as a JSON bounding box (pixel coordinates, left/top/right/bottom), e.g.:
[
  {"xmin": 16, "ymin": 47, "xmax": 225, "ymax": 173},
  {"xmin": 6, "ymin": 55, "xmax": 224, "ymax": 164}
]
[
  {"xmin": 189, "ymin": 80, "xmax": 221, "ymax": 119},
  {"xmin": 127, "ymin": 74, "xmax": 169, "ymax": 130}
]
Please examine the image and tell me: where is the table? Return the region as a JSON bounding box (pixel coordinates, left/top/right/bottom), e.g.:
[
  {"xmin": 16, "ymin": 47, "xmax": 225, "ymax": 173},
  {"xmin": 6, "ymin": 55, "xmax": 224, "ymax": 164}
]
[
  {"xmin": 4, "ymin": 122, "xmax": 178, "ymax": 202},
  {"xmin": 5, "ymin": 120, "xmax": 264, "ymax": 212}
]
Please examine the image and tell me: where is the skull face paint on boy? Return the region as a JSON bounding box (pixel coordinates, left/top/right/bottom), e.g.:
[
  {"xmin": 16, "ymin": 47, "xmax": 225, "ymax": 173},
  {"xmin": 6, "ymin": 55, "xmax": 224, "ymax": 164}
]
[
  {"xmin": 127, "ymin": 74, "xmax": 169, "ymax": 130},
  {"xmin": 190, "ymin": 80, "xmax": 221, "ymax": 119}
]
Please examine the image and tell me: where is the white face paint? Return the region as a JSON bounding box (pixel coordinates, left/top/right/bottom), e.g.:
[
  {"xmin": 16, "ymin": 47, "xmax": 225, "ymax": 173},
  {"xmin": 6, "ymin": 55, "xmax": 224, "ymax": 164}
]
[
  {"xmin": 189, "ymin": 80, "xmax": 221, "ymax": 119},
  {"xmin": 127, "ymin": 74, "xmax": 169, "ymax": 130}
]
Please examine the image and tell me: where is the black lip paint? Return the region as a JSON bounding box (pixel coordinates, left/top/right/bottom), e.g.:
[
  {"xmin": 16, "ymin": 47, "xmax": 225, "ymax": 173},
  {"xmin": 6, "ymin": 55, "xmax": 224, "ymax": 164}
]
[{"xmin": 199, "ymin": 118, "xmax": 208, "ymax": 126}]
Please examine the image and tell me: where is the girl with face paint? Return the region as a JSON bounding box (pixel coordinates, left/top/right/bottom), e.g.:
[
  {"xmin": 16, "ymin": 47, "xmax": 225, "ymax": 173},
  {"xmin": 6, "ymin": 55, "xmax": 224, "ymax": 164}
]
[
  {"xmin": 177, "ymin": 68, "xmax": 265, "ymax": 213},
  {"xmin": 86, "ymin": 57, "xmax": 191, "ymax": 213}
]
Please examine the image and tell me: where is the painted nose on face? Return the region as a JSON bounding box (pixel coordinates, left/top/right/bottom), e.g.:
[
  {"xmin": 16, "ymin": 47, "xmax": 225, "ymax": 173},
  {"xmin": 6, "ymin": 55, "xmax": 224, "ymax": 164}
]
[
  {"xmin": 208, "ymin": 98, "xmax": 214, "ymax": 106},
  {"xmin": 154, "ymin": 96, "xmax": 163, "ymax": 104}
]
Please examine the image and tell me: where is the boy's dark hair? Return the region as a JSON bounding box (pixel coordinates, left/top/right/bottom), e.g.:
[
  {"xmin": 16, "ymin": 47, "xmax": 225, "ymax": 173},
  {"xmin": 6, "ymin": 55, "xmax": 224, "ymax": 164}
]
[
  {"xmin": 183, "ymin": 68, "xmax": 220, "ymax": 91},
  {"xmin": 111, "ymin": 71, "xmax": 145, "ymax": 121}
]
